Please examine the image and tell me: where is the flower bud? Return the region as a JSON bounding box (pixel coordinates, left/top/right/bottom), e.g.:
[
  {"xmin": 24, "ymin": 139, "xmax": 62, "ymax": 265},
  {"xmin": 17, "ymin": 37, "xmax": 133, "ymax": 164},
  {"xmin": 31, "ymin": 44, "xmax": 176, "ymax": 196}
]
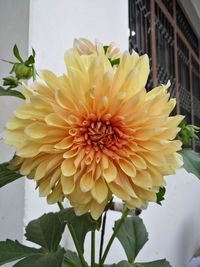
[
  {"xmin": 3, "ymin": 76, "xmax": 19, "ymax": 88},
  {"xmin": 14, "ymin": 63, "xmax": 33, "ymax": 80}
]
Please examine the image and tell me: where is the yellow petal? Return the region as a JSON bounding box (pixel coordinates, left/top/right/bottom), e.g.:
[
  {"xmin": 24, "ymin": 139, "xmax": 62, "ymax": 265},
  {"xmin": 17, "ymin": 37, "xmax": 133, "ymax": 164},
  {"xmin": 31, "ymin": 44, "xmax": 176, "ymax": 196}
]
[
  {"xmin": 130, "ymin": 154, "xmax": 147, "ymax": 169},
  {"xmin": 61, "ymin": 158, "xmax": 76, "ymax": 176},
  {"xmin": 25, "ymin": 122, "xmax": 51, "ymax": 139},
  {"xmin": 118, "ymin": 159, "xmax": 136, "ymax": 177},
  {"xmin": 50, "ymin": 168, "xmax": 61, "ymax": 187},
  {"xmin": 80, "ymin": 172, "xmax": 94, "ymax": 192},
  {"xmin": 103, "ymin": 159, "xmax": 117, "ymax": 182},
  {"xmin": 74, "ymin": 203, "xmax": 91, "ymax": 216},
  {"xmin": 6, "ymin": 117, "xmax": 31, "ymax": 130},
  {"xmin": 108, "ymin": 182, "xmax": 131, "ymax": 202},
  {"xmin": 47, "ymin": 184, "xmax": 64, "ymax": 204},
  {"xmin": 55, "ymin": 136, "xmax": 74, "ymax": 149},
  {"xmin": 39, "ymin": 179, "xmax": 51, "ymax": 197},
  {"xmin": 134, "ymin": 186, "xmax": 157, "ymax": 201},
  {"xmin": 91, "ymin": 178, "xmax": 108, "ymax": 204},
  {"xmin": 142, "ymin": 152, "xmax": 166, "ymax": 166},
  {"xmin": 45, "ymin": 113, "xmax": 67, "ymax": 128},
  {"xmin": 61, "ymin": 175, "xmax": 75, "ymax": 194},
  {"xmin": 131, "ymin": 171, "xmax": 152, "ymax": 189},
  {"xmin": 17, "ymin": 143, "xmax": 41, "ymax": 158},
  {"xmin": 35, "ymin": 160, "xmax": 49, "ymax": 180},
  {"xmin": 90, "ymin": 199, "xmax": 108, "ymax": 220}
]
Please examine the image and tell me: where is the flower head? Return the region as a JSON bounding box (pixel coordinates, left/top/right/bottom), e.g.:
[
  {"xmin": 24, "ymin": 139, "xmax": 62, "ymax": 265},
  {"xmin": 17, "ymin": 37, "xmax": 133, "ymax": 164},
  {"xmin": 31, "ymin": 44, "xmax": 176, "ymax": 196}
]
[
  {"xmin": 74, "ymin": 37, "xmax": 121, "ymax": 60},
  {"xmin": 6, "ymin": 39, "xmax": 183, "ymax": 219}
]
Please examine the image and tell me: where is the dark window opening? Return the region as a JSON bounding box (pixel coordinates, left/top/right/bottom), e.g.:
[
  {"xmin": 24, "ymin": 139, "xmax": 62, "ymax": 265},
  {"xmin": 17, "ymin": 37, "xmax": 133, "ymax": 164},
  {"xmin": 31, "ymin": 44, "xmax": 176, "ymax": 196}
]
[{"xmin": 129, "ymin": 0, "xmax": 200, "ymax": 151}]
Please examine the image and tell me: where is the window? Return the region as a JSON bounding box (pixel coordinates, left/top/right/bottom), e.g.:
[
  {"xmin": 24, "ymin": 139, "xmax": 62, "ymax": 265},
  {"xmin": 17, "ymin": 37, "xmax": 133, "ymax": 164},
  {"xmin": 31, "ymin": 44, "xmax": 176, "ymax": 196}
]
[{"xmin": 129, "ymin": 0, "xmax": 200, "ymax": 151}]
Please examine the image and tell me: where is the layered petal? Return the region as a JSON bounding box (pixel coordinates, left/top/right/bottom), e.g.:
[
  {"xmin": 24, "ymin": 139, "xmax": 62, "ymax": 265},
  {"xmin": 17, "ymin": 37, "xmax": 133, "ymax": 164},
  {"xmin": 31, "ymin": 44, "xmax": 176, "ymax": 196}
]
[{"xmin": 6, "ymin": 39, "xmax": 183, "ymax": 220}]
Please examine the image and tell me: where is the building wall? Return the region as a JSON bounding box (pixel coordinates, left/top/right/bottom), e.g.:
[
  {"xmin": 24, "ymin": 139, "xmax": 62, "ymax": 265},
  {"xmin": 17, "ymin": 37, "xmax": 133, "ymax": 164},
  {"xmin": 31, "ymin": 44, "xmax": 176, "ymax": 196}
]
[
  {"xmin": 0, "ymin": 0, "xmax": 29, "ymax": 242},
  {"xmin": 1, "ymin": 1, "xmax": 200, "ymax": 267}
]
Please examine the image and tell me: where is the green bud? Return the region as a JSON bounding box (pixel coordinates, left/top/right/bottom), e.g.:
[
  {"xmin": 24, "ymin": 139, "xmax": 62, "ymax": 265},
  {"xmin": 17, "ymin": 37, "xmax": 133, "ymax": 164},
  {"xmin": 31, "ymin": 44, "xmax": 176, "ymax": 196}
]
[
  {"xmin": 177, "ymin": 120, "xmax": 200, "ymax": 145},
  {"xmin": 3, "ymin": 76, "xmax": 19, "ymax": 88},
  {"xmin": 14, "ymin": 63, "xmax": 33, "ymax": 79}
]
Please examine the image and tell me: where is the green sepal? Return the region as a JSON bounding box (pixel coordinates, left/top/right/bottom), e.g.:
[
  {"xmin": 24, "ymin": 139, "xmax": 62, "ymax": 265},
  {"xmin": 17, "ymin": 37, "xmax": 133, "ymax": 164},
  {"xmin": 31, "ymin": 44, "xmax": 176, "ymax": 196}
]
[
  {"xmin": 3, "ymin": 76, "xmax": 19, "ymax": 88},
  {"xmin": 13, "ymin": 44, "xmax": 24, "ymax": 63},
  {"xmin": 177, "ymin": 120, "xmax": 200, "ymax": 145},
  {"xmin": 25, "ymin": 55, "xmax": 35, "ymax": 66},
  {"xmin": 110, "ymin": 58, "xmax": 120, "ymax": 67},
  {"xmin": 156, "ymin": 187, "xmax": 166, "ymax": 205},
  {"xmin": 103, "ymin": 45, "xmax": 109, "ymax": 54}
]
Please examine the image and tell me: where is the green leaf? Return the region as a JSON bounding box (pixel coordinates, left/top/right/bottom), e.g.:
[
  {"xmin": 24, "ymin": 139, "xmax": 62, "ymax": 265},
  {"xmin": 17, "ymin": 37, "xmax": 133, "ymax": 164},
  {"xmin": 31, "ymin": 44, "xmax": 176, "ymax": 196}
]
[
  {"xmin": 0, "ymin": 162, "xmax": 23, "ymax": 188},
  {"xmin": 0, "ymin": 239, "xmax": 43, "ymax": 266},
  {"xmin": 0, "ymin": 86, "xmax": 25, "ymax": 99},
  {"xmin": 13, "ymin": 248, "xmax": 65, "ymax": 267},
  {"xmin": 180, "ymin": 148, "xmax": 200, "ymax": 179},
  {"xmin": 115, "ymin": 216, "xmax": 148, "ymax": 263},
  {"xmin": 106, "ymin": 259, "xmax": 172, "ymax": 267},
  {"xmin": 13, "ymin": 44, "xmax": 24, "ymax": 63},
  {"xmin": 62, "ymin": 250, "xmax": 83, "ymax": 267},
  {"xmin": 134, "ymin": 259, "xmax": 172, "ymax": 267},
  {"xmin": 156, "ymin": 187, "xmax": 166, "ymax": 205},
  {"xmin": 59, "ymin": 208, "xmax": 101, "ymax": 253},
  {"xmin": 25, "ymin": 212, "xmax": 65, "ymax": 252},
  {"xmin": 105, "ymin": 261, "xmax": 133, "ymax": 267}
]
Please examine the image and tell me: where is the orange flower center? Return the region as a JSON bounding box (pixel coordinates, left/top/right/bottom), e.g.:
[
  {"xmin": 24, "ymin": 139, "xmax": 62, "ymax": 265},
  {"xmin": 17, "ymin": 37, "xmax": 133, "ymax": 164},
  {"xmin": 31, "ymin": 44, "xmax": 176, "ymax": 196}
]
[
  {"xmin": 73, "ymin": 114, "xmax": 132, "ymax": 160},
  {"xmin": 84, "ymin": 120, "xmax": 114, "ymax": 148}
]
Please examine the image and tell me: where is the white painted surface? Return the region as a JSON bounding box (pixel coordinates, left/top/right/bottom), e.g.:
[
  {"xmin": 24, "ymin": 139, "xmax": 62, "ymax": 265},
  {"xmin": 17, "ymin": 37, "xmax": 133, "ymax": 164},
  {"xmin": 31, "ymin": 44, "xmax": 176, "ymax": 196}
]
[
  {"xmin": 1, "ymin": 1, "xmax": 200, "ymax": 267},
  {"xmin": 0, "ymin": 0, "xmax": 29, "ymax": 243},
  {"xmin": 24, "ymin": 0, "xmax": 129, "ymax": 223}
]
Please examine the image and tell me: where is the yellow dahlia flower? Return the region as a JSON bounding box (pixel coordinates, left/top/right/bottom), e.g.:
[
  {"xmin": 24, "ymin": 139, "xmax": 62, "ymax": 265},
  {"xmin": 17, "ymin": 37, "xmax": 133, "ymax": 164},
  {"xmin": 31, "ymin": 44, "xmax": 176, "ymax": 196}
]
[
  {"xmin": 74, "ymin": 37, "xmax": 121, "ymax": 60},
  {"xmin": 5, "ymin": 40, "xmax": 183, "ymax": 220}
]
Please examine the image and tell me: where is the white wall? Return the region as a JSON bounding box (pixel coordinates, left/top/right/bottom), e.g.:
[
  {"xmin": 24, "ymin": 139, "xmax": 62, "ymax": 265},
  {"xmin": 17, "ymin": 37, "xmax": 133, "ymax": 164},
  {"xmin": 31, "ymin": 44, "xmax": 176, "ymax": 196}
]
[
  {"xmin": 1, "ymin": 1, "xmax": 200, "ymax": 267},
  {"xmin": 25, "ymin": 0, "xmax": 129, "ymax": 221},
  {"xmin": 0, "ymin": 0, "xmax": 29, "ymax": 243}
]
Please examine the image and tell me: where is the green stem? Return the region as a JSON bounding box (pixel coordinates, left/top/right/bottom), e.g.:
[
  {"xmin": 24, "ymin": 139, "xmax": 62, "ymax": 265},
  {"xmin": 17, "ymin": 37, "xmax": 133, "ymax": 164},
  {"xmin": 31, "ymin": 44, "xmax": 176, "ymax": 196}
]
[
  {"xmin": 99, "ymin": 211, "xmax": 107, "ymax": 263},
  {"xmin": 57, "ymin": 201, "xmax": 64, "ymax": 210},
  {"xmin": 91, "ymin": 231, "xmax": 95, "ymax": 267},
  {"xmin": 68, "ymin": 224, "xmax": 87, "ymax": 267},
  {"xmin": 57, "ymin": 202, "xmax": 87, "ymax": 267},
  {"xmin": 100, "ymin": 207, "xmax": 129, "ymax": 265}
]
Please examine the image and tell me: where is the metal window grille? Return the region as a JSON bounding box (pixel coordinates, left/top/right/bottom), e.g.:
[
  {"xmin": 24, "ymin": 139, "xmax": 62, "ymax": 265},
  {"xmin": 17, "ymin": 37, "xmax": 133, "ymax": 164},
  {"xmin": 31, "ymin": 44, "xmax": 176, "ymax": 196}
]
[{"xmin": 129, "ymin": 0, "xmax": 200, "ymax": 151}]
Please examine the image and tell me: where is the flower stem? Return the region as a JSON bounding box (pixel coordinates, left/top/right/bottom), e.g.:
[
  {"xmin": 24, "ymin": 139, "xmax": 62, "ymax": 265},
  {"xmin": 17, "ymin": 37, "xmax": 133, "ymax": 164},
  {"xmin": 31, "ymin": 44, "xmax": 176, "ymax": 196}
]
[
  {"xmin": 100, "ymin": 207, "xmax": 129, "ymax": 265},
  {"xmin": 57, "ymin": 202, "xmax": 87, "ymax": 267},
  {"xmin": 68, "ymin": 224, "xmax": 87, "ymax": 267},
  {"xmin": 91, "ymin": 230, "xmax": 95, "ymax": 267},
  {"xmin": 99, "ymin": 211, "xmax": 107, "ymax": 263},
  {"xmin": 57, "ymin": 201, "xmax": 64, "ymax": 210}
]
